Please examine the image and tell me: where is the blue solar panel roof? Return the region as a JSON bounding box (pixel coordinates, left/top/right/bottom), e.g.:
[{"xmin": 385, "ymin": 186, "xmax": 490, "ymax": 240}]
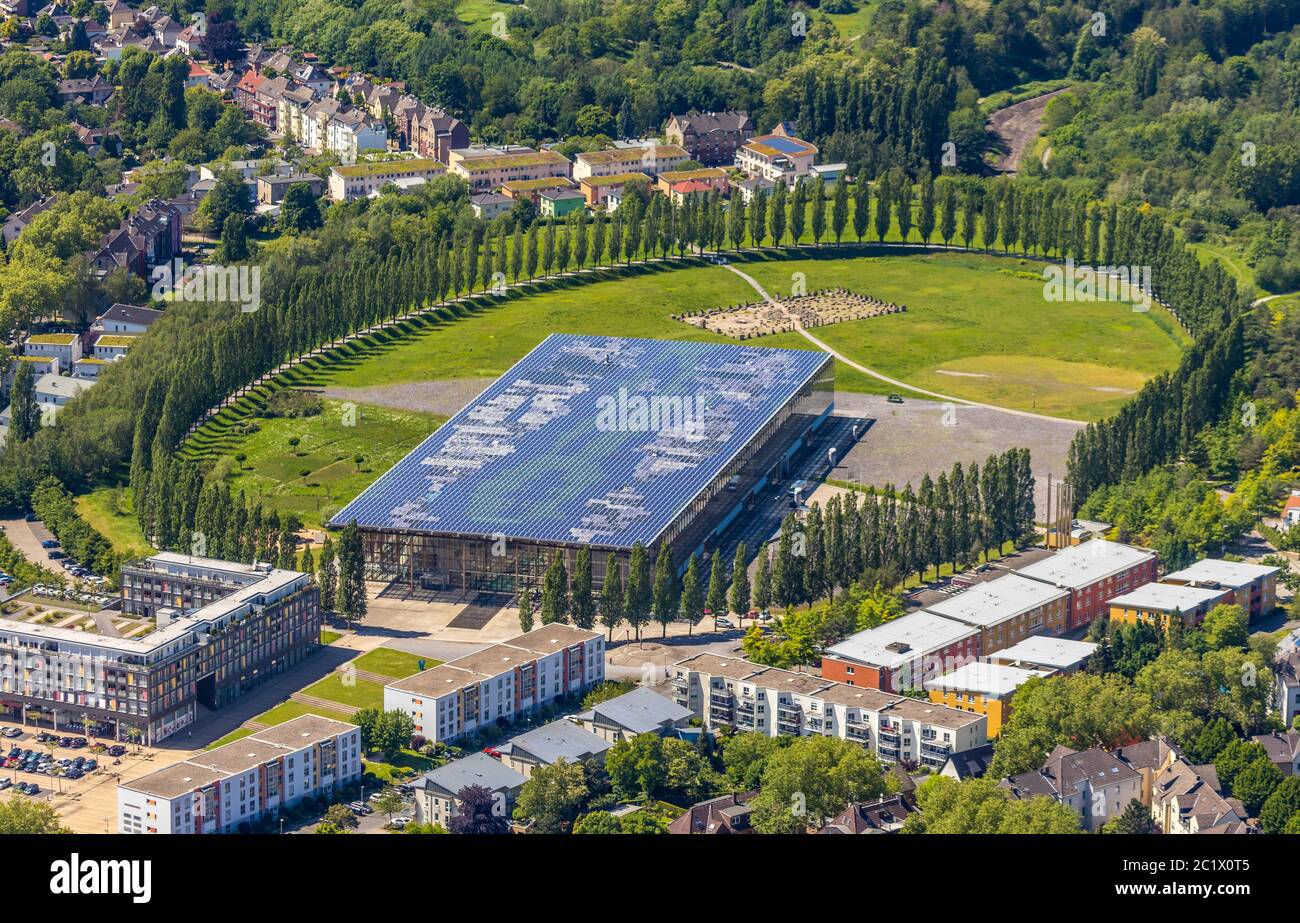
[
  {"xmin": 761, "ymin": 136, "xmax": 810, "ymax": 155},
  {"xmin": 331, "ymin": 334, "xmax": 829, "ymax": 549}
]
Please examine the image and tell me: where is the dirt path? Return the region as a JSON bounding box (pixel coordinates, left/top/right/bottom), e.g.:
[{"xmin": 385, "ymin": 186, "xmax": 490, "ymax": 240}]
[
  {"xmin": 986, "ymin": 88, "xmax": 1072, "ymax": 175},
  {"xmin": 718, "ymin": 262, "xmax": 1089, "ymax": 427}
]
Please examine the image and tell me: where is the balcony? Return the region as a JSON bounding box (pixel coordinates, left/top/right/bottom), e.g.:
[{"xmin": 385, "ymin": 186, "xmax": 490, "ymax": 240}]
[
  {"xmin": 921, "ymin": 743, "xmax": 951, "ymax": 760},
  {"xmin": 711, "ymin": 688, "xmax": 734, "ymax": 703},
  {"xmin": 846, "ymin": 725, "xmax": 870, "ymax": 742}
]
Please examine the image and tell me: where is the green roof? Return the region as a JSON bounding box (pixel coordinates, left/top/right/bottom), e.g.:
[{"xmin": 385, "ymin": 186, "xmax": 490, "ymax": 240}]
[
  {"xmin": 456, "ymin": 151, "xmax": 570, "ymax": 172},
  {"xmin": 502, "ymin": 177, "xmax": 574, "ymax": 192},
  {"xmin": 333, "ymin": 158, "xmax": 446, "ymax": 179},
  {"xmin": 95, "ymin": 335, "xmax": 137, "ymax": 348},
  {"xmin": 580, "ymin": 172, "xmax": 652, "ymax": 187},
  {"xmin": 26, "ymin": 333, "xmax": 79, "ymax": 345}
]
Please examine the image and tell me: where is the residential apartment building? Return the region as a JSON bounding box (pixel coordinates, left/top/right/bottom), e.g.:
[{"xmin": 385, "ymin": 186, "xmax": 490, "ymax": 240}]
[
  {"xmin": 573, "ymin": 686, "xmax": 691, "ymax": 743},
  {"xmin": 501, "ymin": 176, "xmax": 576, "ymax": 205},
  {"xmin": 572, "ymin": 144, "xmax": 690, "ymax": 181},
  {"xmin": 495, "ymin": 719, "xmax": 612, "ymax": 779},
  {"xmin": 1254, "ymin": 730, "xmax": 1300, "ymax": 777},
  {"xmin": 922, "ymin": 573, "xmax": 1070, "ymax": 653},
  {"xmin": 1, "ymin": 554, "xmax": 320, "ymax": 746},
  {"xmin": 735, "ymin": 133, "xmax": 818, "ymax": 185},
  {"xmin": 328, "ymin": 159, "xmax": 447, "ymax": 202},
  {"xmin": 1108, "ymin": 581, "xmax": 1232, "ymax": 632},
  {"xmin": 327, "ymin": 108, "xmax": 388, "ymax": 164},
  {"xmin": 987, "ymin": 635, "xmax": 1098, "ymax": 673},
  {"xmin": 413, "ymin": 751, "xmax": 525, "ymax": 828},
  {"xmin": 1160, "ymin": 558, "xmax": 1280, "ymax": 621},
  {"xmin": 383, "ymin": 624, "xmax": 605, "ymax": 743},
  {"xmin": 655, "ymin": 167, "xmax": 729, "ymax": 197},
  {"xmin": 391, "ymin": 96, "xmax": 469, "ymax": 163},
  {"xmin": 117, "ymin": 715, "xmax": 360, "ymax": 834},
  {"xmin": 24, "ymin": 332, "xmax": 82, "ymax": 367},
  {"xmin": 92, "ymin": 335, "xmax": 136, "ymax": 361},
  {"xmin": 664, "ymin": 110, "xmax": 754, "ymax": 165},
  {"xmin": 1276, "ymin": 652, "xmax": 1300, "ymax": 728},
  {"xmin": 927, "ymin": 662, "xmax": 1050, "ymax": 737},
  {"xmin": 1002, "ymin": 745, "xmax": 1143, "ymax": 832},
  {"xmin": 1014, "ymin": 539, "xmax": 1158, "ymax": 630},
  {"xmin": 449, "ymin": 150, "xmax": 572, "ymax": 194},
  {"xmin": 671, "ymin": 653, "xmax": 988, "ymax": 770},
  {"xmin": 820, "ymin": 610, "xmax": 981, "ymax": 693},
  {"xmin": 1149, "ymin": 758, "xmax": 1249, "ymax": 834},
  {"xmin": 256, "ymin": 172, "xmax": 325, "ymax": 205}
]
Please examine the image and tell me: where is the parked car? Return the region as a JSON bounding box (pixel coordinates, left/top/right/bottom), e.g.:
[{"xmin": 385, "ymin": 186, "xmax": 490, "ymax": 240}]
[
  {"xmin": 40, "ymin": 539, "xmax": 59, "ymax": 549},
  {"xmin": 1, "ymin": 727, "xmax": 21, "ymax": 738},
  {"xmin": 715, "ymin": 616, "xmax": 735, "ymax": 629},
  {"xmin": 348, "ymin": 801, "xmax": 372, "ymax": 815},
  {"xmin": 107, "ymin": 745, "xmax": 126, "ymax": 757},
  {"xmin": 0, "ymin": 779, "xmax": 10, "ymax": 791},
  {"xmin": 47, "ymin": 551, "xmax": 65, "ymax": 560}
]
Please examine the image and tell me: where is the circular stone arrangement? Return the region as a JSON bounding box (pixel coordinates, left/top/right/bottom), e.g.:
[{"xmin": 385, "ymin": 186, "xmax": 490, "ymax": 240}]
[{"xmin": 675, "ymin": 288, "xmax": 906, "ymax": 339}]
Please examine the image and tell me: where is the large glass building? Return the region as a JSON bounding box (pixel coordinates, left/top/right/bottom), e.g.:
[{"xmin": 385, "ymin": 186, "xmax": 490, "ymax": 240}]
[{"xmin": 332, "ymin": 334, "xmax": 834, "ymax": 594}]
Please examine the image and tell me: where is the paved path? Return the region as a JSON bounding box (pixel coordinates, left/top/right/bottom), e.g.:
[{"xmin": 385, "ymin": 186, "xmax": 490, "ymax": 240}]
[{"xmin": 718, "ymin": 261, "xmax": 1088, "ymax": 427}]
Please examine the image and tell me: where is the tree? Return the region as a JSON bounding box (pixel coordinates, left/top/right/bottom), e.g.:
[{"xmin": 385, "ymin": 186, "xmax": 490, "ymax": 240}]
[
  {"xmin": 624, "ymin": 541, "xmax": 651, "ymax": 641},
  {"xmin": 599, "ymin": 553, "xmax": 624, "ymax": 640},
  {"xmin": 679, "ymin": 552, "xmax": 705, "ymax": 634},
  {"xmin": 334, "ymin": 521, "xmax": 367, "ymax": 624},
  {"xmin": 540, "ymin": 551, "xmax": 569, "ymax": 624},
  {"xmin": 906, "ymin": 776, "xmax": 1082, "ymax": 834},
  {"xmin": 373, "ymin": 708, "xmax": 415, "ymax": 759},
  {"xmin": 449, "ymin": 785, "xmax": 510, "ymax": 834},
  {"xmin": 514, "ymin": 758, "xmax": 589, "ymax": 833},
  {"xmin": 1202, "ymin": 604, "xmax": 1249, "ymax": 650},
  {"xmin": 751, "ymin": 736, "xmax": 889, "ymax": 834},
  {"xmin": 0, "ymin": 794, "xmax": 67, "ymax": 833},
  {"xmin": 374, "ymin": 787, "xmax": 405, "ymax": 826},
  {"xmin": 1232, "ymin": 758, "xmax": 1283, "ymax": 815},
  {"xmin": 652, "ymin": 545, "xmax": 678, "ymax": 638},
  {"xmin": 1215, "ymin": 739, "xmax": 1270, "ymax": 791},
  {"xmin": 316, "ymin": 534, "xmax": 337, "ymax": 618},
  {"xmin": 1102, "ymin": 798, "xmax": 1156, "ymax": 834},
  {"xmin": 517, "ymin": 585, "xmax": 534, "ymax": 633},
  {"xmin": 605, "ymin": 733, "xmax": 668, "ymax": 801},
  {"xmin": 280, "ymin": 183, "xmax": 323, "ymax": 233},
  {"xmin": 7, "ymin": 360, "xmax": 41, "ymax": 443},
  {"xmin": 571, "ymin": 546, "xmax": 595, "ymax": 629},
  {"xmin": 1260, "ymin": 776, "xmax": 1300, "ymax": 834},
  {"xmin": 351, "ymin": 707, "xmax": 379, "ymax": 753},
  {"xmin": 753, "ymin": 545, "xmax": 772, "ymax": 612},
  {"xmin": 719, "ymin": 731, "xmax": 784, "ymax": 790},
  {"xmin": 572, "ymin": 811, "xmax": 622, "ymax": 834},
  {"xmin": 728, "ymin": 542, "xmax": 750, "ymax": 616},
  {"xmin": 323, "ymin": 803, "xmax": 359, "ymax": 830}
]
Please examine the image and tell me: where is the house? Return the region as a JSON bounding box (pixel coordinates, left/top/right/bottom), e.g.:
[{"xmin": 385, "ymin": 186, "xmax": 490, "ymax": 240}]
[
  {"xmin": 1253, "ymin": 730, "xmax": 1300, "ymax": 776},
  {"xmin": 1014, "ymin": 539, "xmax": 1159, "ymax": 630},
  {"xmin": 102, "ymin": 0, "xmax": 137, "ymax": 29},
  {"xmin": 1276, "ymin": 652, "xmax": 1300, "ymax": 728},
  {"xmin": 820, "ymin": 610, "xmax": 981, "ymax": 693},
  {"xmin": 3, "ymin": 355, "xmax": 60, "ymax": 385},
  {"xmin": 730, "ymin": 173, "xmax": 775, "ymax": 204},
  {"xmin": 817, "ymin": 794, "xmax": 915, "ymax": 834},
  {"xmin": 72, "ymin": 357, "xmax": 111, "ymax": 380},
  {"xmin": 449, "ymin": 149, "xmax": 572, "ymax": 194},
  {"xmin": 538, "ymin": 187, "xmax": 586, "ymax": 218},
  {"xmin": 1108, "ymin": 581, "xmax": 1232, "ymax": 633},
  {"xmin": 672, "ymin": 653, "xmax": 988, "ymax": 770},
  {"xmin": 57, "ymin": 74, "xmax": 114, "ymax": 105},
  {"xmin": 34, "ymin": 372, "xmax": 93, "ymax": 408},
  {"xmin": 1281, "ymin": 490, "xmax": 1300, "ymax": 529},
  {"xmin": 470, "ymin": 192, "xmax": 512, "ymax": 220},
  {"xmin": 655, "ymin": 167, "xmax": 729, "ymax": 197},
  {"xmin": 185, "ymin": 62, "xmax": 213, "ymax": 90},
  {"xmin": 1114, "ymin": 736, "xmax": 1184, "ymax": 806},
  {"xmin": 1001, "ymin": 745, "xmax": 1142, "ymax": 831},
  {"xmin": 495, "ymin": 719, "xmax": 612, "ymax": 779},
  {"xmin": 666, "ymin": 791, "xmax": 757, "ymax": 834},
  {"xmin": 987, "ymin": 635, "xmax": 1098, "ymax": 673},
  {"xmin": 926, "ymin": 662, "xmax": 1051, "ymax": 737},
  {"xmin": 2, "ymin": 194, "xmax": 56, "ymax": 246},
  {"xmin": 326, "ymin": 108, "xmax": 387, "ymax": 164},
  {"xmin": 501, "ymin": 176, "xmax": 575, "ymax": 205},
  {"xmin": 384, "ymin": 624, "xmax": 605, "ymax": 743},
  {"xmin": 664, "ymin": 110, "xmax": 754, "ymax": 165},
  {"xmin": 92, "ymin": 334, "xmax": 136, "ymax": 361},
  {"xmin": 328, "ymin": 158, "xmax": 447, "ymax": 202},
  {"xmin": 810, "ymin": 162, "xmax": 848, "ymax": 186},
  {"xmin": 1160, "ymin": 557, "xmax": 1280, "ymax": 621},
  {"xmin": 735, "ymin": 132, "xmax": 818, "ymax": 186},
  {"xmin": 24, "ymin": 332, "xmax": 82, "ymax": 367},
  {"xmin": 413, "ymin": 752, "xmax": 526, "ymax": 828},
  {"xmin": 72, "ymin": 122, "xmax": 120, "ymax": 156},
  {"xmin": 86, "ymin": 199, "xmax": 182, "ymax": 279},
  {"xmin": 921, "ymin": 573, "xmax": 1070, "ymax": 653},
  {"xmin": 391, "ymin": 99, "xmax": 468, "ymax": 163},
  {"xmin": 572, "ymin": 143, "xmax": 689, "ymax": 181},
  {"xmin": 118, "ymin": 715, "xmax": 361, "ymax": 834},
  {"xmin": 256, "ymin": 172, "xmax": 324, "ymax": 205},
  {"xmin": 93, "ymin": 303, "xmax": 162, "ymax": 335},
  {"xmin": 1150, "ymin": 758, "xmax": 1249, "ymax": 834},
  {"xmin": 941, "ymin": 742, "xmax": 995, "ymax": 781},
  {"xmin": 578, "ymin": 172, "xmax": 651, "ymax": 208},
  {"xmin": 573, "ymin": 686, "xmax": 692, "ymax": 743}
]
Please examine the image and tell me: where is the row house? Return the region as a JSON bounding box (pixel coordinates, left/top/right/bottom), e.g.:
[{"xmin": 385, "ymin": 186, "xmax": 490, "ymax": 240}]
[
  {"xmin": 326, "ymin": 107, "xmax": 387, "ymax": 164},
  {"xmin": 448, "ymin": 149, "xmax": 572, "ymax": 194},
  {"xmin": 655, "ymin": 167, "xmax": 729, "ymax": 197},
  {"xmin": 327, "ymin": 158, "xmax": 447, "ymax": 202},
  {"xmin": 233, "ymin": 70, "xmax": 277, "ymax": 131},
  {"xmin": 1001, "ymin": 745, "xmax": 1143, "ymax": 832},
  {"xmin": 86, "ymin": 199, "xmax": 182, "ymax": 279},
  {"xmin": 1015, "ymin": 538, "xmax": 1158, "ymax": 630},
  {"xmin": 1107, "ymin": 581, "xmax": 1232, "ymax": 632},
  {"xmin": 671, "ymin": 653, "xmax": 988, "ymax": 770},
  {"xmin": 117, "ymin": 715, "xmax": 361, "ymax": 834},
  {"xmin": 922, "ymin": 572, "xmax": 1070, "ymax": 653},
  {"xmin": 572, "ymin": 143, "xmax": 689, "ymax": 182},
  {"xmin": 391, "ymin": 95, "xmax": 469, "ymax": 163},
  {"xmin": 383, "ymin": 624, "xmax": 604, "ymax": 743},
  {"xmin": 275, "ymin": 83, "xmax": 318, "ymax": 143},
  {"xmin": 663, "ymin": 110, "xmax": 754, "ymax": 165},
  {"xmin": 821, "ymin": 610, "xmax": 981, "ymax": 693}
]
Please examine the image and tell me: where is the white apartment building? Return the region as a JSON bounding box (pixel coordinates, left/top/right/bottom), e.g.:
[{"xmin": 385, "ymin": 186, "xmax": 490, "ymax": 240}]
[
  {"xmin": 383, "ymin": 624, "xmax": 605, "ymax": 743},
  {"xmin": 572, "ymin": 143, "xmax": 690, "ymax": 181},
  {"xmin": 671, "ymin": 653, "xmax": 988, "ymax": 770},
  {"xmin": 735, "ymin": 134, "xmax": 818, "ymax": 185},
  {"xmin": 327, "ymin": 109, "xmax": 388, "ymax": 165},
  {"xmin": 328, "ymin": 159, "xmax": 448, "ymax": 202},
  {"xmin": 24, "ymin": 332, "xmax": 82, "ymax": 367},
  {"xmin": 117, "ymin": 715, "xmax": 362, "ymax": 834}
]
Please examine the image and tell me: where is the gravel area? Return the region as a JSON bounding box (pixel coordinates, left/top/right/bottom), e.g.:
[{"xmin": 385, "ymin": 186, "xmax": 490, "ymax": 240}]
[
  {"xmin": 322, "ymin": 377, "xmax": 494, "ymax": 417},
  {"xmin": 828, "ymin": 392, "xmax": 1083, "ymax": 517}
]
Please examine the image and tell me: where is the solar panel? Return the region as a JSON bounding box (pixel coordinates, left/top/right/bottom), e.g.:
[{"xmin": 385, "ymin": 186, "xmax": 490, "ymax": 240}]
[
  {"xmin": 761, "ymin": 136, "xmax": 810, "ymax": 155},
  {"xmin": 331, "ymin": 334, "xmax": 829, "ymax": 548}
]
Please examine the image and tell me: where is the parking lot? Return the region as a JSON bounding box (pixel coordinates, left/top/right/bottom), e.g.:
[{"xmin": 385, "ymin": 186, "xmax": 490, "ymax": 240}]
[{"xmin": 0, "ymin": 725, "xmax": 130, "ymax": 807}]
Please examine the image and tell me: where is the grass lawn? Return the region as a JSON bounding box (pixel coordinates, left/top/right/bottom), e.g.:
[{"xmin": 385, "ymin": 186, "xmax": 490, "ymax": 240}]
[
  {"xmin": 352, "ymin": 647, "xmax": 438, "ymax": 680},
  {"xmin": 321, "ymin": 629, "xmax": 342, "ymax": 645},
  {"xmin": 1190, "ymin": 240, "xmax": 1259, "ymax": 297},
  {"xmin": 364, "ymin": 748, "xmax": 437, "ymax": 784},
  {"xmin": 456, "ymin": 0, "xmax": 509, "ymax": 30},
  {"xmin": 74, "ymin": 487, "xmax": 152, "ymax": 559},
  {"xmin": 286, "ymin": 250, "xmax": 1185, "ymax": 422},
  {"xmin": 184, "ymin": 400, "xmax": 444, "ymax": 529},
  {"xmin": 739, "ymin": 250, "xmax": 1189, "ymax": 421},
  {"xmin": 822, "ymin": 0, "xmax": 879, "ymax": 39},
  {"xmin": 301, "ymin": 674, "xmax": 386, "ymax": 711},
  {"xmin": 205, "ymin": 701, "xmax": 357, "ymax": 749}
]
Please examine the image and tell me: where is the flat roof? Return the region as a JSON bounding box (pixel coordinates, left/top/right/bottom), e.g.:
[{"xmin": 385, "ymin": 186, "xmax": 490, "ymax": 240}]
[
  {"xmin": 331, "ymin": 334, "xmax": 830, "ymax": 548},
  {"xmin": 746, "ymin": 666, "xmax": 833, "ymax": 697},
  {"xmin": 387, "ymin": 662, "xmax": 488, "ymax": 697},
  {"xmin": 122, "ymin": 761, "xmax": 229, "ymax": 800},
  {"xmin": 1162, "ymin": 558, "xmax": 1280, "ymax": 588},
  {"xmin": 333, "ymin": 158, "xmax": 445, "ymax": 178},
  {"xmin": 824, "ymin": 612, "xmax": 979, "ymax": 670},
  {"xmin": 1015, "ymin": 539, "xmax": 1155, "ymax": 590},
  {"xmin": 674, "ymin": 652, "xmax": 762, "ymax": 682},
  {"xmin": 187, "ymin": 737, "xmax": 293, "ymax": 774},
  {"xmin": 451, "ymin": 643, "xmax": 545, "ymax": 676},
  {"xmin": 504, "ymin": 623, "xmax": 601, "ymax": 655},
  {"xmin": 247, "ymin": 714, "xmax": 357, "ymax": 748},
  {"xmin": 882, "ymin": 697, "xmax": 987, "ymax": 730},
  {"xmin": 989, "ymin": 635, "xmax": 1098, "ymax": 669},
  {"xmin": 1109, "ymin": 581, "xmax": 1228, "ymax": 613},
  {"xmin": 922, "ymin": 574, "xmax": 1068, "ymax": 628},
  {"xmin": 580, "ymin": 171, "xmax": 652, "ymax": 187},
  {"xmin": 94, "ymin": 335, "xmax": 137, "ymax": 348},
  {"xmin": 456, "ymin": 150, "xmax": 570, "ymax": 172},
  {"xmin": 929, "ymin": 662, "xmax": 1050, "ymax": 698},
  {"xmin": 744, "ymin": 134, "xmax": 818, "ymax": 158},
  {"xmin": 26, "ymin": 333, "xmax": 79, "ymax": 345},
  {"xmin": 577, "ymin": 144, "xmax": 688, "ymax": 165}
]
